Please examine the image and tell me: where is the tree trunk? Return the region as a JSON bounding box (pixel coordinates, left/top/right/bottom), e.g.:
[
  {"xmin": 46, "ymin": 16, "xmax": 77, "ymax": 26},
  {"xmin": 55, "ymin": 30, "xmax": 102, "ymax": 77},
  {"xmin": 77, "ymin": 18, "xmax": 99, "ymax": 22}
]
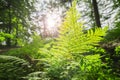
[
  {"xmin": 6, "ymin": 1, "xmax": 12, "ymax": 47},
  {"xmin": 69, "ymin": 0, "xmax": 72, "ymax": 6},
  {"xmin": 15, "ymin": 20, "xmax": 18, "ymax": 46},
  {"xmin": 92, "ymin": 0, "xmax": 101, "ymax": 27}
]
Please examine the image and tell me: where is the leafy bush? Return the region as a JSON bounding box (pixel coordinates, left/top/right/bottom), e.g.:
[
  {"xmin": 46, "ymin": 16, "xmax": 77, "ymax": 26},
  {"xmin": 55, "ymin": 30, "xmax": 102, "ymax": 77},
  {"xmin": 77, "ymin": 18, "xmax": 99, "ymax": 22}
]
[
  {"xmin": 105, "ymin": 22, "xmax": 120, "ymax": 41},
  {"xmin": 45, "ymin": 55, "xmax": 109, "ymax": 80},
  {"xmin": 0, "ymin": 32, "xmax": 13, "ymax": 43},
  {"xmin": 115, "ymin": 46, "xmax": 120, "ymax": 55},
  {"xmin": 109, "ymin": 46, "xmax": 120, "ymax": 77},
  {"xmin": 101, "ymin": 21, "xmax": 120, "ymax": 78},
  {"xmin": 5, "ymin": 35, "xmax": 50, "ymax": 59}
]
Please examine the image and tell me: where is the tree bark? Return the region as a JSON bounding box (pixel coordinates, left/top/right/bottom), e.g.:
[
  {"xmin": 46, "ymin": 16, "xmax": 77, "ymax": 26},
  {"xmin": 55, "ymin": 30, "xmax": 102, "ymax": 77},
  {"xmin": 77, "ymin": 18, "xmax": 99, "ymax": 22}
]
[{"xmin": 92, "ymin": 0, "xmax": 101, "ymax": 27}]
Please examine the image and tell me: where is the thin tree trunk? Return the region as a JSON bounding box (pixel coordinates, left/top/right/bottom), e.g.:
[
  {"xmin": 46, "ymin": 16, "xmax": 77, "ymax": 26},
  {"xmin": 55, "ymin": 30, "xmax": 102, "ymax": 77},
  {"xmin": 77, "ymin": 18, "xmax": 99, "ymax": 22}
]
[
  {"xmin": 92, "ymin": 0, "xmax": 101, "ymax": 27},
  {"xmin": 69, "ymin": 0, "xmax": 72, "ymax": 6},
  {"xmin": 6, "ymin": 1, "xmax": 12, "ymax": 46},
  {"xmin": 15, "ymin": 20, "xmax": 18, "ymax": 46}
]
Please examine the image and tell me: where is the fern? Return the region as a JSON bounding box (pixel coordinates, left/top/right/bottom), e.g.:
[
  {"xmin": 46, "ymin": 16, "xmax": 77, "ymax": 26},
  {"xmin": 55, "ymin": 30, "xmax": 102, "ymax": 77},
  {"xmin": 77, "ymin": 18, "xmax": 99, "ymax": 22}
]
[
  {"xmin": 51, "ymin": 0, "xmax": 107, "ymax": 58},
  {"xmin": 25, "ymin": 71, "xmax": 50, "ymax": 80},
  {"xmin": 0, "ymin": 55, "xmax": 31, "ymax": 80},
  {"xmin": 47, "ymin": 0, "xmax": 108, "ymax": 79}
]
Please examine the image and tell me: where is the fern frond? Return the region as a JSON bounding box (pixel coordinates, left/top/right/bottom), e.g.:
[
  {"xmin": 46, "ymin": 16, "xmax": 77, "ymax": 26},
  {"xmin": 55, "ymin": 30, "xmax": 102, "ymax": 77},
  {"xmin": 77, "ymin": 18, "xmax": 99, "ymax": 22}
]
[
  {"xmin": 0, "ymin": 55, "xmax": 30, "ymax": 80},
  {"xmin": 51, "ymin": 0, "xmax": 107, "ymax": 59},
  {"xmin": 86, "ymin": 27, "xmax": 108, "ymax": 45}
]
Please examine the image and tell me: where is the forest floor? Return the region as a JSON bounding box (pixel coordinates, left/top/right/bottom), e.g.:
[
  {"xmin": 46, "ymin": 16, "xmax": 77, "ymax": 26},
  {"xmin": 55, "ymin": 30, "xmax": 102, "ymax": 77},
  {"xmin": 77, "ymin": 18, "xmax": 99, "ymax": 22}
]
[{"xmin": 0, "ymin": 46, "xmax": 20, "ymax": 54}]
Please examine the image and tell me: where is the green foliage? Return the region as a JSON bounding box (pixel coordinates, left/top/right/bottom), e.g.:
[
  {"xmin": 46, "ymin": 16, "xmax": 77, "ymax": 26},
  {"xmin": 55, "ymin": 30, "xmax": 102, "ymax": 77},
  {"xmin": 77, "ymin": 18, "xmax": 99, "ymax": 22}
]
[
  {"xmin": 0, "ymin": 32, "xmax": 13, "ymax": 42},
  {"xmin": 45, "ymin": 0, "xmax": 108, "ymax": 80},
  {"xmin": 51, "ymin": 0, "xmax": 107, "ymax": 61},
  {"xmin": 5, "ymin": 35, "xmax": 48, "ymax": 59},
  {"xmin": 102, "ymin": 22, "xmax": 120, "ymax": 77},
  {"xmin": 0, "ymin": 0, "xmax": 36, "ymax": 46},
  {"xmin": 1, "ymin": 0, "xmax": 120, "ymax": 80},
  {"xmin": 4, "ymin": 35, "xmax": 52, "ymax": 76},
  {"xmin": 0, "ymin": 55, "xmax": 31, "ymax": 80},
  {"xmin": 105, "ymin": 22, "xmax": 120, "ymax": 41},
  {"xmin": 110, "ymin": 46, "xmax": 120, "ymax": 76},
  {"xmin": 25, "ymin": 72, "xmax": 50, "ymax": 80},
  {"xmin": 115, "ymin": 46, "xmax": 120, "ymax": 55},
  {"xmin": 0, "ymin": 54, "xmax": 50, "ymax": 80},
  {"xmin": 46, "ymin": 55, "xmax": 112, "ymax": 80}
]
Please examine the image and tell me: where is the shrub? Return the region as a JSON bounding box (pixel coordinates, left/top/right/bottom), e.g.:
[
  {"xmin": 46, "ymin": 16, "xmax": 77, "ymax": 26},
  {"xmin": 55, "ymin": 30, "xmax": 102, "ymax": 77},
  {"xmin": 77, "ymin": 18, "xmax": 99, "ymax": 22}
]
[
  {"xmin": 0, "ymin": 32, "xmax": 13, "ymax": 44},
  {"xmin": 5, "ymin": 35, "xmax": 47, "ymax": 59},
  {"xmin": 105, "ymin": 22, "xmax": 120, "ymax": 41}
]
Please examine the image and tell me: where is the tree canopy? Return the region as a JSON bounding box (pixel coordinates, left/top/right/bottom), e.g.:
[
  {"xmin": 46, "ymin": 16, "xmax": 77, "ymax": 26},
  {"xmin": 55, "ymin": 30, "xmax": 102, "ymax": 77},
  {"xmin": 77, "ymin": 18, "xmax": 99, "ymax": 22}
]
[{"xmin": 0, "ymin": 0, "xmax": 35, "ymax": 46}]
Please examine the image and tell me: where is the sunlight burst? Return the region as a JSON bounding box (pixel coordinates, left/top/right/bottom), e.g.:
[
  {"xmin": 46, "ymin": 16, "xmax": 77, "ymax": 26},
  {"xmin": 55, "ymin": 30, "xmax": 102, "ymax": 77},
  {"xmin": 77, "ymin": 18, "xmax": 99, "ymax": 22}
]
[{"xmin": 46, "ymin": 13, "xmax": 61, "ymax": 31}]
